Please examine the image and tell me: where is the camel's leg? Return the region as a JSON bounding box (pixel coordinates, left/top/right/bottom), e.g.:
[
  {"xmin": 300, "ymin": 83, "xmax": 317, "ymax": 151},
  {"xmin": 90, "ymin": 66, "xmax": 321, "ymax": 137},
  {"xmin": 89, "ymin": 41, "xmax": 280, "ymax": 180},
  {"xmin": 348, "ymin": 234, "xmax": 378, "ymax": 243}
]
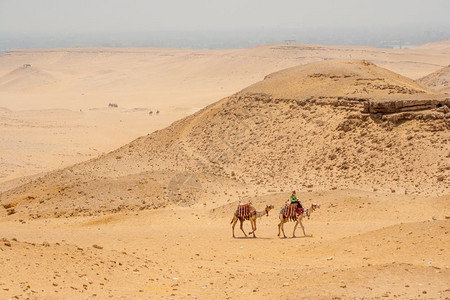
[
  {"xmin": 278, "ymin": 218, "xmax": 283, "ymax": 236},
  {"xmin": 231, "ymin": 217, "xmax": 238, "ymax": 238},
  {"xmin": 239, "ymin": 219, "xmax": 247, "ymax": 237},
  {"xmin": 248, "ymin": 218, "xmax": 254, "ymax": 235},
  {"xmin": 249, "ymin": 219, "xmax": 256, "ymax": 238},
  {"xmin": 279, "ymin": 218, "xmax": 287, "ymax": 238},
  {"xmin": 293, "ymin": 221, "xmax": 299, "ymax": 238},
  {"xmin": 299, "ymin": 219, "xmax": 306, "ymax": 236},
  {"xmin": 277, "ymin": 222, "xmax": 281, "ymax": 237},
  {"xmin": 277, "ymin": 216, "xmax": 283, "ymax": 237}
]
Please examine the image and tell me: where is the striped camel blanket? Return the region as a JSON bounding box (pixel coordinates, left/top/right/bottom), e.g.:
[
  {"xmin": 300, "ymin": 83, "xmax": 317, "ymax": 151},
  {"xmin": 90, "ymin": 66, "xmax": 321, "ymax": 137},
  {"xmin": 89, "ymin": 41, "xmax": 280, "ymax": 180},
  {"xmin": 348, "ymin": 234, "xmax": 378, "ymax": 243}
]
[
  {"xmin": 235, "ymin": 203, "xmax": 255, "ymax": 220},
  {"xmin": 281, "ymin": 203, "xmax": 304, "ymax": 220}
]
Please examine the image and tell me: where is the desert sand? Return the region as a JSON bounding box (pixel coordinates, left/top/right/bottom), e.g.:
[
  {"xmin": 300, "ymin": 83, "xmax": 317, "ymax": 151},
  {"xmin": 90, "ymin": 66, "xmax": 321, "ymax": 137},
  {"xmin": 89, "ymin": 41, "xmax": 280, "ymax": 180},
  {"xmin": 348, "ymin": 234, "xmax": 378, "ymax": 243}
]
[
  {"xmin": 1, "ymin": 41, "xmax": 450, "ymax": 184},
  {"xmin": 0, "ymin": 41, "xmax": 449, "ymax": 299}
]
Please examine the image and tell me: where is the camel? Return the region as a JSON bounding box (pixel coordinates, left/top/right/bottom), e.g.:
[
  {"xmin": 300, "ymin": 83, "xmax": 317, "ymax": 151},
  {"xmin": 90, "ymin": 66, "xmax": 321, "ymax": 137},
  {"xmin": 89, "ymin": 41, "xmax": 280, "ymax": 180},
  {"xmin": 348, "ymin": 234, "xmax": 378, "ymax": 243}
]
[
  {"xmin": 231, "ymin": 204, "xmax": 274, "ymax": 238},
  {"xmin": 278, "ymin": 203, "xmax": 320, "ymax": 238}
]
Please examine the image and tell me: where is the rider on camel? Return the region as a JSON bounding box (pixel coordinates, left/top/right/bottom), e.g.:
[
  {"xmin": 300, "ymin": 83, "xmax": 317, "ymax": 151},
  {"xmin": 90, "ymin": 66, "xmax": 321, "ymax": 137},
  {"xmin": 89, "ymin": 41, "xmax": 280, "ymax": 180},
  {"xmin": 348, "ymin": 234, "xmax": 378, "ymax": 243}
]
[
  {"xmin": 290, "ymin": 190, "xmax": 304, "ymax": 211},
  {"xmin": 281, "ymin": 190, "xmax": 304, "ymax": 214}
]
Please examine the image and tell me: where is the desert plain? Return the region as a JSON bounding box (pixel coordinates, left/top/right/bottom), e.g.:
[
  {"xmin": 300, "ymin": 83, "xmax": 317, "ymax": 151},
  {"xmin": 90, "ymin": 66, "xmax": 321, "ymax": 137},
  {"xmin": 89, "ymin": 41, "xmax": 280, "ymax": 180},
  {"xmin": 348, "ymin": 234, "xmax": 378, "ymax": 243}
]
[{"xmin": 0, "ymin": 41, "xmax": 449, "ymax": 299}]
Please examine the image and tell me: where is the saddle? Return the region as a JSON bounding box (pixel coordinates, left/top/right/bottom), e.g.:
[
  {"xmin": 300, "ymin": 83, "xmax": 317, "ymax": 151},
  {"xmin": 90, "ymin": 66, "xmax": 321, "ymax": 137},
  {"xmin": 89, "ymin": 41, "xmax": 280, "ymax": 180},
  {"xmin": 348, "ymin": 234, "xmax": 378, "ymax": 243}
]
[
  {"xmin": 282, "ymin": 203, "xmax": 304, "ymax": 220},
  {"xmin": 236, "ymin": 203, "xmax": 255, "ymax": 219}
]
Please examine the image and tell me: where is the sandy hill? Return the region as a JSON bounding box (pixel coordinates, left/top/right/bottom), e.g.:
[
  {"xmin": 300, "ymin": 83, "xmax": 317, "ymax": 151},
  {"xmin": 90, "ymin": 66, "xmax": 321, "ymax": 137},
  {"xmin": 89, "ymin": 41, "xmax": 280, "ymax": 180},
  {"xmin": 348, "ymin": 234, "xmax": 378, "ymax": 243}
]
[
  {"xmin": 1, "ymin": 56, "xmax": 450, "ymax": 300},
  {"xmin": 1, "ymin": 59, "xmax": 449, "ymax": 220},
  {"xmin": 414, "ymin": 39, "xmax": 450, "ymax": 52},
  {"xmin": 243, "ymin": 59, "xmax": 440, "ymax": 100},
  {"xmin": 1, "ymin": 44, "xmax": 449, "ymax": 110},
  {"xmin": 417, "ymin": 65, "xmax": 450, "ymax": 94},
  {"xmin": 0, "ymin": 65, "xmax": 55, "ymax": 90},
  {"xmin": 1, "ymin": 43, "xmax": 450, "ymax": 185}
]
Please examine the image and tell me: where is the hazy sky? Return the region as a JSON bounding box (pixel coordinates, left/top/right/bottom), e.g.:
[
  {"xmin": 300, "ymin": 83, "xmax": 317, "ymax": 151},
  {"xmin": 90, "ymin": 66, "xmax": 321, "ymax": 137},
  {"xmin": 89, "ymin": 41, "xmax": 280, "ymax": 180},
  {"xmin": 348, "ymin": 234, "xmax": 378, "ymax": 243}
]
[
  {"xmin": 1, "ymin": 0, "xmax": 449, "ymax": 34},
  {"xmin": 0, "ymin": 0, "xmax": 449, "ymax": 49}
]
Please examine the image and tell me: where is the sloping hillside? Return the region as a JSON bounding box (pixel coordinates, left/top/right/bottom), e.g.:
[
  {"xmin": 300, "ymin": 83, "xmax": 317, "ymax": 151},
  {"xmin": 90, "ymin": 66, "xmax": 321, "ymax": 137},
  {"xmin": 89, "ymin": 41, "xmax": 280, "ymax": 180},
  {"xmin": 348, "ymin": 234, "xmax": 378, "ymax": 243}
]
[
  {"xmin": 99, "ymin": 60, "xmax": 449, "ymax": 192},
  {"xmin": 414, "ymin": 39, "xmax": 450, "ymax": 52},
  {"xmin": 1, "ymin": 60, "xmax": 449, "ymax": 219},
  {"xmin": 417, "ymin": 65, "xmax": 450, "ymax": 94},
  {"xmin": 0, "ymin": 65, "xmax": 55, "ymax": 90},
  {"xmin": 243, "ymin": 59, "xmax": 437, "ymax": 100}
]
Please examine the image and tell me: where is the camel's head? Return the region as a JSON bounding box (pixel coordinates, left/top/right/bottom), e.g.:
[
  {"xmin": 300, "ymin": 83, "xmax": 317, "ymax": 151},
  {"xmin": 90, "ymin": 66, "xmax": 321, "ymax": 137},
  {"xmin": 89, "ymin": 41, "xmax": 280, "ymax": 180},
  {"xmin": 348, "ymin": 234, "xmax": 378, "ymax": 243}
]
[
  {"xmin": 311, "ymin": 203, "xmax": 321, "ymax": 211},
  {"xmin": 265, "ymin": 204, "xmax": 274, "ymax": 216},
  {"xmin": 305, "ymin": 203, "xmax": 320, "ymax": 220}
]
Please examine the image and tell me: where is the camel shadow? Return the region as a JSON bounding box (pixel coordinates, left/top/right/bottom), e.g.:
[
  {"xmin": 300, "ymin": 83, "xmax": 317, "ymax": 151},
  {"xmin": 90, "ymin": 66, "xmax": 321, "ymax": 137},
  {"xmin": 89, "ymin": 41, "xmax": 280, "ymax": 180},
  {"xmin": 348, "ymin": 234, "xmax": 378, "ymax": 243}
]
[
  {"xmin": 291, "ymin": 235, "xmax": 313, "ymax": 239},
  {"xmin": 279, "ymin": 235, "xmax": 313, "ymax": 239},
  {"xmin": 233, "ymin": 236, "xmax": 273, "ymax": 240}
]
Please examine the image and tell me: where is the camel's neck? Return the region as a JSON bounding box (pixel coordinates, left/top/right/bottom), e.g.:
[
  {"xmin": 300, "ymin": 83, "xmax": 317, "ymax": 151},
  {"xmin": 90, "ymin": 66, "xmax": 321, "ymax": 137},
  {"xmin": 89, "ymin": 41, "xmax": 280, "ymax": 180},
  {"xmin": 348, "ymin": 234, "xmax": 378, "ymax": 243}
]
[
  {"xmin": 255, "ymin": 209, "xmax": 267, "ymax": 218},
  {"xmin": 305, "ymin": 205, "xmax": 316, "ymax": 217}
]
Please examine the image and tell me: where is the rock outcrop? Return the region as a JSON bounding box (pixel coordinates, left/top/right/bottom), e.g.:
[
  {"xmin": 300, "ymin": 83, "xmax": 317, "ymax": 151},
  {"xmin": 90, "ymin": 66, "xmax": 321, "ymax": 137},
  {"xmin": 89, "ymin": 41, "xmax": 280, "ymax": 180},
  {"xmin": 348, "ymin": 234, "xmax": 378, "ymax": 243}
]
[{"xmin": 365, "ymin": 98, "xmax": 450, "ymax": 114}]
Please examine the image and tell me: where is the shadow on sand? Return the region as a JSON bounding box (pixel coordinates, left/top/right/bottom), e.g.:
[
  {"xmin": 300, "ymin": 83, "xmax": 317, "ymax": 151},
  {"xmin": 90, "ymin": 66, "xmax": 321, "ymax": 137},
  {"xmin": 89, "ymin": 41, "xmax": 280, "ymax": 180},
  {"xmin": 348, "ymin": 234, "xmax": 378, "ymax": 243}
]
[
  {"xmin": 233, "ymin": 236, "xmax": 273, "ymax": 240},
  {"xmin": 280, "ymin": 234, "xmax": 313, "ymax": 239}
]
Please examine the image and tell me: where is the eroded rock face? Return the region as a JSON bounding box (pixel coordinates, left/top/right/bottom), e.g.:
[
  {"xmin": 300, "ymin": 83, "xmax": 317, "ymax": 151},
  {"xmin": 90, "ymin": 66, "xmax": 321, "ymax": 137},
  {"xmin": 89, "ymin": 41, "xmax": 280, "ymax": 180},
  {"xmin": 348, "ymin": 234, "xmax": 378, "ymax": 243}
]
[{"xmin": 364, "ymin": 98, "xmax": 450, "ymax": 114}]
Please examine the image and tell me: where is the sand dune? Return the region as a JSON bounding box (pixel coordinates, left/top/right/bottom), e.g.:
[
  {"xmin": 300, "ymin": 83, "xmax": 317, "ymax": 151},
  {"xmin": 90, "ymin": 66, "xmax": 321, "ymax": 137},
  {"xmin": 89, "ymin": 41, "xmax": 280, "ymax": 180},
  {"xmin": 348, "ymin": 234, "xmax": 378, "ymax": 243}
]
[
  {"xmin": 1, "ymin": 43, "xmax": 450, "ymax": 299},
  {"xmin": 417, "ymin": 65, "xmax": 450, "ymax": 94},
  {"xmin": 1, "ymin": 43, "xmax": 449, "ymax": 184},
  {"xmin": 414, "ymin": 39, "xmax": 450, "ymax": 52},
  {"xmin": 0, "ymin": 65, "xmax": 55, "ymax": 90},
  {"xmin": 244, "ymin": 59, "xmax": 441, "ymax": 99},
  {"xmin": 1, "ymin": 43, "xmax": 449, "ymax": 110},
  {"xmin": 2, "ymin": 59, "xmax": 449, "ymax": 219},
  {"xmin": 0, "ymin": 107, "xmax": 191, "ymax": 187}
]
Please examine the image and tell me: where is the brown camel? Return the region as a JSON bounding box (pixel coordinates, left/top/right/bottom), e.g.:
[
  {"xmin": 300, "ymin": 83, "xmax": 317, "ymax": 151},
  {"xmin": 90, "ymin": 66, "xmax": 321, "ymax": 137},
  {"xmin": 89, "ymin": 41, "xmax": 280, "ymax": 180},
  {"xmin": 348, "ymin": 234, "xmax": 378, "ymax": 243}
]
[
  {"xmin": 231, "ymin": 204, "xmax": 274, "ymax": 238},
  {"xmin": 278, "ymin": 203, "xmax": 320, "ymax": 238}
]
